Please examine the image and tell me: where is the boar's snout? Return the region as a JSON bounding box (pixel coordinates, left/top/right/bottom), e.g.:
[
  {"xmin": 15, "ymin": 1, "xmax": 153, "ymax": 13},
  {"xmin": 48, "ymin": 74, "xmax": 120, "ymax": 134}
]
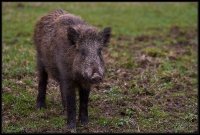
[{"xmin": 91, "ymin": 72, "xmax": 103, "ymax": 83}]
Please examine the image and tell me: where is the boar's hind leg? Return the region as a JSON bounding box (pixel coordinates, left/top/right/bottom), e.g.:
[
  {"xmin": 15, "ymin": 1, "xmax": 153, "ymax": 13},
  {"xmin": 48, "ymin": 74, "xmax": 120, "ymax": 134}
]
[
  {"xmin": 36, "ymin": 60, "xmax": 48, "ymax": 109},
  {"xmin": 78, "ymin": 88, "xmax": 90, "ymax": 125}
]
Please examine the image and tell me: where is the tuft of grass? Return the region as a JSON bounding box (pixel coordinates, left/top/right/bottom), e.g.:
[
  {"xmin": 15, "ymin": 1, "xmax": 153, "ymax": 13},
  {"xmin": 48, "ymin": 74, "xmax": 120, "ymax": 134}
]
[
  {"xmin": 97, "ymin": 117, "xmax": 111, "ymax": 127},
  {"xmin": 142, "ymin": 47, "xmax": 167, "ymax": 57}
]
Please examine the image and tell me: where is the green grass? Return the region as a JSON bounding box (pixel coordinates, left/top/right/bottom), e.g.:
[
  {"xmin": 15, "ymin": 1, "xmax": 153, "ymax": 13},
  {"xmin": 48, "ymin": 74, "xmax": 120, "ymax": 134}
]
[{"xmin": 2, "ymin": 2, "xmax": 198, "ymax": 133}]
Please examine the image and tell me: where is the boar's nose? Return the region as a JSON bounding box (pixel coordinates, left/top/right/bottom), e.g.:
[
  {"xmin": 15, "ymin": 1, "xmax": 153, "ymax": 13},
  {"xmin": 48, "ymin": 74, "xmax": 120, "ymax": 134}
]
[{"xmin": 91, "ymin": 73, "xmax": 102, "ymax": 83}]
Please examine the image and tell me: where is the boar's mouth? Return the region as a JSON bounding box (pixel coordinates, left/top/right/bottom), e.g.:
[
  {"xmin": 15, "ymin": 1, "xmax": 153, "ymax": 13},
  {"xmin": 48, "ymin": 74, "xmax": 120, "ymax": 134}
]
[
  {"xmin": 74, "ymin": 72, "xmax": 103, "ymax": 84},
  {"xmin": 82, "ymin": 75, "xmax": 103, "ymax": 84},
  {"xmin": 89, "ymin": 73, "xmax": 103, "ymax": 84},
  {"xmin": 89, "ymin": 78, "xmax": 102, "ymax": 84}
]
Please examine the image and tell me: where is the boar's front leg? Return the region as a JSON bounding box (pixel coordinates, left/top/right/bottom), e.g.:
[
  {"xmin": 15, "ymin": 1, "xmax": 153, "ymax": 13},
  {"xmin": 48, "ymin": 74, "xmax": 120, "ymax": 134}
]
[
  {"xmin": 78, "ymin": 87, "xmax": 90, "ymax": 125},
  {"xmin": 60, "ymin": 79, "xmax": 76, "ymax": 129}
]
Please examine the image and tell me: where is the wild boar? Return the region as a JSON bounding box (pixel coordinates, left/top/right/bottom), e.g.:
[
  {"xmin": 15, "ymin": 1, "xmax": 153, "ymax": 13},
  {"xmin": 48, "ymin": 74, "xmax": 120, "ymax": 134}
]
[{"xmin": 33, "ymin": 9, "xmax": 111, "ymax": 129}]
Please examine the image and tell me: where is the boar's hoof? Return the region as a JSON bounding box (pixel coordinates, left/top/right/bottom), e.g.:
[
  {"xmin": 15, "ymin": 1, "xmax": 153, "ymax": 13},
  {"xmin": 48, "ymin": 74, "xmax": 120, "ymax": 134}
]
[
  {"xmin": 36, "ymin": 102, "xmax": 46, "ymax": 109},
  {"xmin": 67, "ymin": 122, "xmax": 76, "ymax": 129},
  {"xmin": 69, "ymin": 128, "xmax": 77, "ymax": 133},
  {"xmin": 80, "ymin": 118, "xmax": 89, "ymax": 126},
  {"xmin": 65, "ymin": 125, "xmax": 76, "ymax": 133}
]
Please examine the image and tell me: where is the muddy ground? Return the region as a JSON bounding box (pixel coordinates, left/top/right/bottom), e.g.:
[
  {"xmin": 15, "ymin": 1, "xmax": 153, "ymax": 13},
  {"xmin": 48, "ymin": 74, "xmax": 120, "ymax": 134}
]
[{"xmin": 3, "ymin": 26, "xmax": 197, "ymax": 133}]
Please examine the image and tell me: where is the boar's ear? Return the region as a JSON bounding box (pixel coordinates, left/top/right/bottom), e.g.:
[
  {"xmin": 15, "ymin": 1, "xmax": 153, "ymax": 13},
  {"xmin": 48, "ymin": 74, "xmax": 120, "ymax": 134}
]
[
  {"xmin": 67, "ymin": 27, "xmax": 79, "ymax": 45},
  {"xmin": 100, "ymin": 27, "xmax": 111, "ymax": 47}
]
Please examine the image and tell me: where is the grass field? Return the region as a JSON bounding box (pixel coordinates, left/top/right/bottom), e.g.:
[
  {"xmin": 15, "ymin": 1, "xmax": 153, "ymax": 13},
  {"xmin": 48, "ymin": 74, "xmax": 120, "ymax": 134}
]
[{"xmin": 2, "ymin": 2, "xmax": 198, "ymax": 133}]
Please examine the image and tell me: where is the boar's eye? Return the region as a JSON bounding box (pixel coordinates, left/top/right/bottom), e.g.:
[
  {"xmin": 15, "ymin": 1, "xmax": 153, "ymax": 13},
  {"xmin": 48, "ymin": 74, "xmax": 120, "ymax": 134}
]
[
  {"xmin": 80, "ymin": 49, "xmax": 87, "ymax": 56},
  {"xmin": 97, "ymin": 48, "xmax": 102, "ymax": 55}
]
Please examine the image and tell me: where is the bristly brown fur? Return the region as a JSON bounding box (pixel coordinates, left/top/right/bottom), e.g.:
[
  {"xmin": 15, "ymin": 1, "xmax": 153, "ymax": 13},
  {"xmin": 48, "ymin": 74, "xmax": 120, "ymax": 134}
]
[{"xmin": 33, "ymin": 9, "xmax": 111, "ymax": 129}]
